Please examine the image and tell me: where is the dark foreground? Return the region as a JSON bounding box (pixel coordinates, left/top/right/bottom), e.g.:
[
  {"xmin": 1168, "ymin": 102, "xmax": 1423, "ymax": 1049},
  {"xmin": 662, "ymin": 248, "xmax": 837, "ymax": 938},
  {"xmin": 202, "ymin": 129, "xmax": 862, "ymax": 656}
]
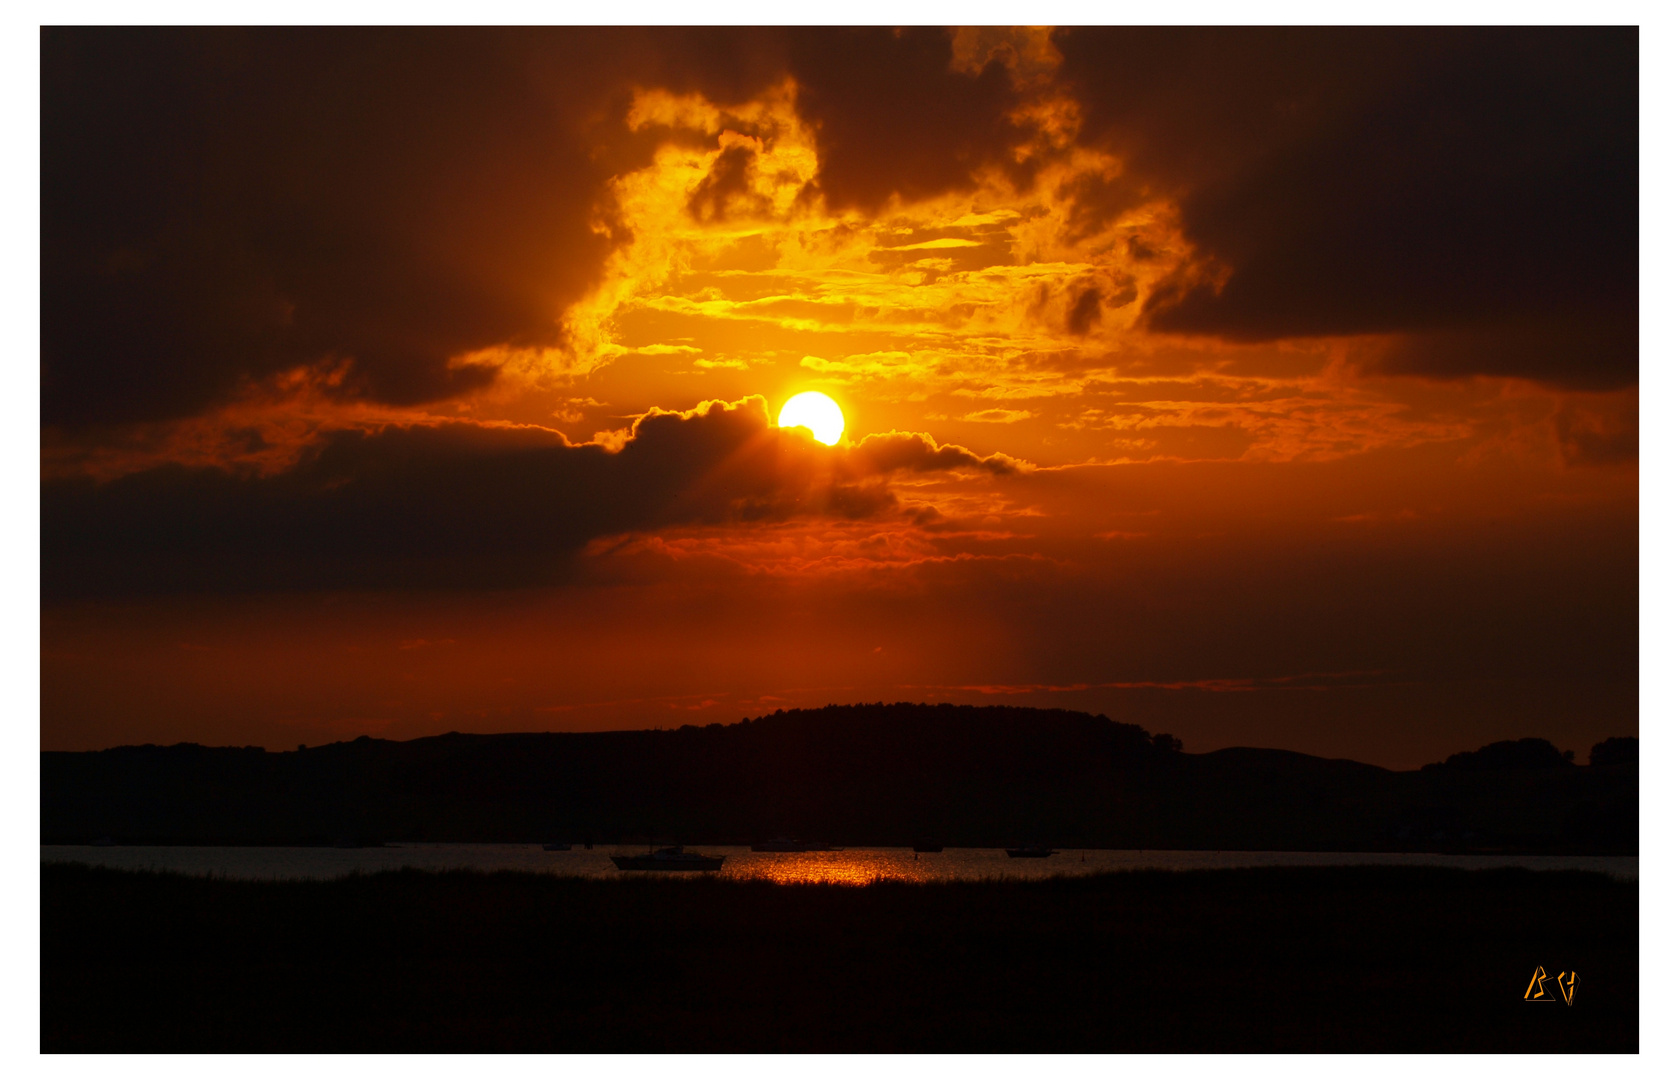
[{"xmin": 42, "ymin": 862, "xmax": 1635, "ymax": 1052}]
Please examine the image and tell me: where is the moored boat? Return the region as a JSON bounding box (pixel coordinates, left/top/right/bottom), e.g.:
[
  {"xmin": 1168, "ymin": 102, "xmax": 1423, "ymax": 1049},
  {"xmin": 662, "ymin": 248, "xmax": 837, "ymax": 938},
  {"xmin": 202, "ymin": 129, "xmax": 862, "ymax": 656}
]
[
  {"xmin": 1004, "ymin": 846, "xmax": 1058, "ymax": 858},
  {"xmin": 542, "ymin": 842, "xmax": 572, "ymax": 851}
]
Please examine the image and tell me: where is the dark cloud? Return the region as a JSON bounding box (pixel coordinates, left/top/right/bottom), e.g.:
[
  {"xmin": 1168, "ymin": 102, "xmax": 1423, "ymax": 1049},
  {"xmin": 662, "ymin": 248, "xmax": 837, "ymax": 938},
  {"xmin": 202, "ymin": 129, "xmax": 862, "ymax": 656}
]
[
  {"xmin": 42, "ymin": 27, "xmax": 632, "ymax": 428},
  {"xmin": 849, "ymin": 431, "xmax": 1022, "ymax": 476},
  {"xmin": 42, "ymin": 28, "xmax": 1042, "ymax": 432},
  {"xmin": 1066, "ymin": 287, "xmax": 1103, "ymax": 336},
  {"xmin": 1554, "ymin": 393, "xmax": 1638, "ymax": 467},
  {"xmin": 1374, "ymin": 313, "xmax": 1637, "ymax": 391},
  {"xmin": 44, "ymin": 25, "xmax": 1635, "ymax": 443},
  {"xmin": 1055, "ymin": 27, "xmax": 1637, "ymax": 387},
  {"xmin": 784, "ymin": 27, "xmax": 1031, "ymax": 211},
  {"xmin": 41, "ymin": 397, "xmax": 1012, "ymax": 597},
  {"xmin": 687, "ymin": 144, "xmax": 767, "ymax": 223}
]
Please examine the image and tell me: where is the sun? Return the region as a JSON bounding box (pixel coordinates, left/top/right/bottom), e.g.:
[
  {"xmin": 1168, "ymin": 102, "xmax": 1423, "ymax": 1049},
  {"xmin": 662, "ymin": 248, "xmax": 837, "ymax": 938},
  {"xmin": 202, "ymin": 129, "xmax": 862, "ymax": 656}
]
[{"xmin": 777, "ymin": 391, "xmax": 845, "ymax": 446}]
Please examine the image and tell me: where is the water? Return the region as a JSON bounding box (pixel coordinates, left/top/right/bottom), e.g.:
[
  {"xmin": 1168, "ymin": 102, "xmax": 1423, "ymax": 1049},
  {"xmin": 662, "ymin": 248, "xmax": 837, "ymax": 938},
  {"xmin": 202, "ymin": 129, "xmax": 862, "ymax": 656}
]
[{"xmin": 40, "ymin": 844, "xmax": 1637, "ymax": 884}]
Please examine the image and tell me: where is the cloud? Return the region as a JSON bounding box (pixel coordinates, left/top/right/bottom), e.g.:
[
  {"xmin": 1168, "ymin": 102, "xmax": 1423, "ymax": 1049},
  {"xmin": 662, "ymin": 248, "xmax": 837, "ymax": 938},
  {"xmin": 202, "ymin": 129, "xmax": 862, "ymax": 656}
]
[
  {"xmin": 44, "ymin": 25, "xmax": 1636, "ymax": 450},
  {"xmin": 42, "ymin": 28, "xmax": 1042, "ymax": 432},
  {"xmin": 1054, "ymin": 26, "xmax": 1637, "ymax": 387},
  {"xmin": 847, "ymin": 431, "xmax": 1023, "ymax": 476},
  {"xmin": 42, "ymin": 28, "xmax": 632, "ymax": 427},
  {"xmin": 686, "ymin": 141, "xmax": 772, "ymax": 222},
  {"xmin": 782, "ymin": 27, "xmax": 1033, "ymax": 212},
  {"xmin": 881, "ymin": 238, "xmax": 986, "ymax": 251},
  {"xmin": 1100, "ymin": 672, "xmax": 1399, "ymax": 693},
  {"xmin": 41, "ymin": 396, "xmax": 1019, "ymax": 597},
  {"xmin": 1370, "ymin": 317, "xmax": 1638, "ymax": 391},
  {"xmin": 1553, "ymin": 391, "xmax": 1638, "ymax": 467}
]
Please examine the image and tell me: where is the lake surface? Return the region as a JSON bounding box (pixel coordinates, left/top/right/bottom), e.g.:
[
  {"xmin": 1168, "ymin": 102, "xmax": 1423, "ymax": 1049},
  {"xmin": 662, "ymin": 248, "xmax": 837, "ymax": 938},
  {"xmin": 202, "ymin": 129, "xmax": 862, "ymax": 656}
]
[{"xmin": 40, "ymin": 844, "xmax": 1638, "ymax": 884}]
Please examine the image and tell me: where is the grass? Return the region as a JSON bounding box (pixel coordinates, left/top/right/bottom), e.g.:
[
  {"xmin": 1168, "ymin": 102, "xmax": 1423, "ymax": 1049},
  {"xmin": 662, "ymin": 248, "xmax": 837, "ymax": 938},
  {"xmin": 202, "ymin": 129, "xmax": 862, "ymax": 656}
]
[{"xmin": 41, "ymin": 861, "xmax": 1636, "ymax": 1052}]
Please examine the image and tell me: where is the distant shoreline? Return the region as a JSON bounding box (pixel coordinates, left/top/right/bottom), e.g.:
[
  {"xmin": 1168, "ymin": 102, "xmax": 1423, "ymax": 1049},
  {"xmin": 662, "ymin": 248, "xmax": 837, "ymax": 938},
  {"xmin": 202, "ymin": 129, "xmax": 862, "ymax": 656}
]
[
  {"xmin": 37, "ymin": 839, "xmax": 1642, "ymax": 855},
  {"xmin": 39, "ymin": 705, "xmax": 1640, "ymax": 856},
  {"xmin": 39, "ymin": 844, "xmax": 1640, "ymax": 888}
]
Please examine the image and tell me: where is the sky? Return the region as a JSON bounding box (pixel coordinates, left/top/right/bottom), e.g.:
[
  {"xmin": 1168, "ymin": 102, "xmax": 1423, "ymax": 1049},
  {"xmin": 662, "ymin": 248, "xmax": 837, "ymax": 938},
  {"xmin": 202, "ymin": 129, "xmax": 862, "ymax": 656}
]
[{"xmin": 38, "ymin": 26, "xmax": 1639, "ymax": 767}]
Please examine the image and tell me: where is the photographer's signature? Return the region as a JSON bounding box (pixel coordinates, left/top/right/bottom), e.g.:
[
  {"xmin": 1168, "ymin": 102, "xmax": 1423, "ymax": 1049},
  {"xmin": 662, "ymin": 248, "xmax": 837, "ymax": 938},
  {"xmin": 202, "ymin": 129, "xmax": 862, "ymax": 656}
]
[{"xmin": 1524, "ymin": 966, "xmax": 1577, "ymax": 1005}]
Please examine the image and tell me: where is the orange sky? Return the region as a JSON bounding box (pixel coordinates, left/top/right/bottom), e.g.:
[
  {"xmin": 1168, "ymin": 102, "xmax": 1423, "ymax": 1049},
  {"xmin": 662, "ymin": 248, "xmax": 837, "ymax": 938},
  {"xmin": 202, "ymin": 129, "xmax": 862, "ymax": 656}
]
[{"xmin": 41, "ymin": 27, "xmax": 1637, "ymax": 766}]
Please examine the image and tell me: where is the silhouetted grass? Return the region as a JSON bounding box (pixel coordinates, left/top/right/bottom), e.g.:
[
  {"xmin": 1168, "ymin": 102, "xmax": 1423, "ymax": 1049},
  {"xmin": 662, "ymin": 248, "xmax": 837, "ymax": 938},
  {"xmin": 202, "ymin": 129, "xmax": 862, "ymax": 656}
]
[{"xmin": 41, "ymin": 862, "xmax": 1635, "ymax": 1052}]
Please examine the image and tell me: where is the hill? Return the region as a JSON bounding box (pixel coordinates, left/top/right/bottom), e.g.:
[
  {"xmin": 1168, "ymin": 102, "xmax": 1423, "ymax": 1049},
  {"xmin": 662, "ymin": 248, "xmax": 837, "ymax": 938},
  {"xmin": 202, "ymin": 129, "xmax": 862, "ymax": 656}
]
[{"xmin": 40, "ymin": 703, "xmax": 1637, "ymax": 853}]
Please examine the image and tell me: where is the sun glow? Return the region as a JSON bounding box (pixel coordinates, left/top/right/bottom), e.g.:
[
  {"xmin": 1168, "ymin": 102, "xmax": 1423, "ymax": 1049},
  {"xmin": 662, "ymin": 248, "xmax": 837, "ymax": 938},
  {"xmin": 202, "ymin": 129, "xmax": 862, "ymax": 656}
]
[{"xmin": 778, "ymin": 391, "xmax": 845, "ymax": 445}]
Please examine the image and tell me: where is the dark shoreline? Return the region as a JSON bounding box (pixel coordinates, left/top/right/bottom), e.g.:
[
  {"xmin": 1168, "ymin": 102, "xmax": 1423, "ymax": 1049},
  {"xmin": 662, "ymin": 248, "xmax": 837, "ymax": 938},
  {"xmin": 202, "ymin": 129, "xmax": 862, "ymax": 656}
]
[
  {"xmin": 43, "ymin": 708, "xmax": 1637, "ymax": 856},
  {"xmin": 42, "ymin": 861, "xmax": 1636, "ymax": 1052},
  {"xmin": 39, "ymin": 840, "xmax": 1638, "ymax": 857}
]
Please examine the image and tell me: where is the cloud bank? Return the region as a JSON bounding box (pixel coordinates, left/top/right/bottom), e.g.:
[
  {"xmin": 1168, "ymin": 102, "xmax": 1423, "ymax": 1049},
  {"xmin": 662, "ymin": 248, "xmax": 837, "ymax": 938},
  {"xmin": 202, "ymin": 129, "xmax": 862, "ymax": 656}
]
[
  {"xmin": 44, "ymin": 26, "xmax": 1637, "ymax": 445},
  {"xmin": 43, "ymin": 397, "xmax": 1019, "ymax": 596}
]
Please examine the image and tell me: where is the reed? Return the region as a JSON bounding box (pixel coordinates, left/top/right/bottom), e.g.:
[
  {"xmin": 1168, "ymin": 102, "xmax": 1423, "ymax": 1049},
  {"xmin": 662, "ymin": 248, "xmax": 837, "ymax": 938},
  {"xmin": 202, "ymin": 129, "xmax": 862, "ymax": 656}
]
[{"xmin": 42, "ymin": 861, "xmax": 1636, "ymax": 1052}]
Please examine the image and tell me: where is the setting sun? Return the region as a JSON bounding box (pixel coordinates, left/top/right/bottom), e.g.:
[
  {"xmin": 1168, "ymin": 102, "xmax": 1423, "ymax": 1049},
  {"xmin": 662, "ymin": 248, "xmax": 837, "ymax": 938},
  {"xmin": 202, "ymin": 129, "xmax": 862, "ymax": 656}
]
[
  {"xmin": 778, "ymin": 391, "xmax": 845, "ymax": 446},
  {"xmin": 37, "ymin": 27, "xmax": 1640, "ymax": 1053}
]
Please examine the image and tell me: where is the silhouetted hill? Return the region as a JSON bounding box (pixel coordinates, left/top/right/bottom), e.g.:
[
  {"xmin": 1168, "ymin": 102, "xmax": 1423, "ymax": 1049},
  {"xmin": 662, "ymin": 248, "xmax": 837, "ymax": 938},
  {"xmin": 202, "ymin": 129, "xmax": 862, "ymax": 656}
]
[
  {"xmin": 40, "ymin": 704, "xmax": 1637, "ymax": 853},
  {"xmin": 1591, "ymin": 736, "xmax": 1638, "ymax": 768},
  {"xmin": 1424, "ymin": 737, "xmax": 1577, "ymax": 771}
]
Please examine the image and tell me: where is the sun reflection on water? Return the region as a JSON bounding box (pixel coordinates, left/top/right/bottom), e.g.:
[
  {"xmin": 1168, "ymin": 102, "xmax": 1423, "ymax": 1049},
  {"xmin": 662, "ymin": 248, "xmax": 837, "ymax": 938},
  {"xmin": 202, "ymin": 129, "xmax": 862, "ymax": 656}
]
[
  {"xmin": 722, "ymin": 850, "xmax": 942, "ymax": 886},
  {"xmin": 37, "ymin": 844, "xmax": 1641, "ymax": 883}
]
